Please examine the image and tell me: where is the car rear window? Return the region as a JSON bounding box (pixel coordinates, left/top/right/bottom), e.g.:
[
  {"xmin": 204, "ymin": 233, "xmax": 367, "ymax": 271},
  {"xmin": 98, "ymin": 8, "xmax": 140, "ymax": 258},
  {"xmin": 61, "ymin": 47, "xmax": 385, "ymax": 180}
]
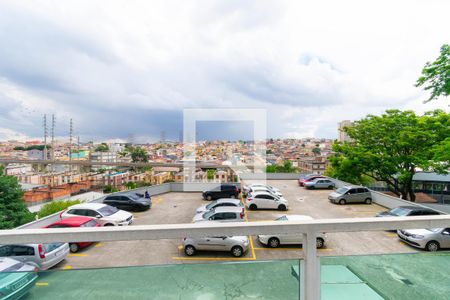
[
  {"xmin": 390, "ymin": 208, "xmax": 410, "ymax": 216},
  {"xmin": 81, "ymin": 220, "xmax": 98, "ymax": 227},
  {"xmin": 43, "ymin": 243, "xmax": 64, "ymax": 253}
]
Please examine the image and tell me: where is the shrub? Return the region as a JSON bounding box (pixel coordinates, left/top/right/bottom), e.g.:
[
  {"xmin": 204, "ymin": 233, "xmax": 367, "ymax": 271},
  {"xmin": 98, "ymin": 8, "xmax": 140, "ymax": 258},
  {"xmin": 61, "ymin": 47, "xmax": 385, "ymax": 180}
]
[{"xmin": 37, "ymin": 200, "xmax": 81, "ymax": 218}]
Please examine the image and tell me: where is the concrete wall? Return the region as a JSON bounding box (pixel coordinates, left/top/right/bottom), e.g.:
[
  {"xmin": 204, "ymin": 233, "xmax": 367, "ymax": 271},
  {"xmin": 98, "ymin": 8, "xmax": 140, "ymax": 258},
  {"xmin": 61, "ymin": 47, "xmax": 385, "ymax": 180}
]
[{"xmin": 239, "ymin": 173, "xmax": 303, "ymax": 180}]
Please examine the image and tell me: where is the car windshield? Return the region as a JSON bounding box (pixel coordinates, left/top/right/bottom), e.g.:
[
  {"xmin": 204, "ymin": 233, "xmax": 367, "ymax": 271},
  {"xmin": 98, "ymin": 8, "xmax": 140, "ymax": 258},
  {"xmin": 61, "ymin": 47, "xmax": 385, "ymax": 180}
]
[
  {"xmin": 98, "ymin": 205, "xmax": 119, "ymax": 216},
  {"xmin": 127, "ymin": 194, "xmax": 140, "ymax": 200},
  {"xmin": 275, "ymin": 216, "xmax": 288, "ymax": 221},
  {"xmin": 81, "ymin": 220, "xmax": 98, "ymax": 227},
  {"xmin": 389, "ymin": 208, "xmax": 410, "ymax": 216},
  {"xmin": 425, "ymin": 228, "xmax": 442, "ymax": 233},
  {"xmin": 43, "ymin": 243, "xmax": 64, "ymax": 253},
  {"xmin": 206, "ymin": 201, "xmax": 218, "ymax": 210},
  {"xmin": 335, "ymin": 187, "xmax": 349, "ymax": 194},
  {"xmin": 202, "ymin": 209, "xmax": 215, "ymax": 219}
]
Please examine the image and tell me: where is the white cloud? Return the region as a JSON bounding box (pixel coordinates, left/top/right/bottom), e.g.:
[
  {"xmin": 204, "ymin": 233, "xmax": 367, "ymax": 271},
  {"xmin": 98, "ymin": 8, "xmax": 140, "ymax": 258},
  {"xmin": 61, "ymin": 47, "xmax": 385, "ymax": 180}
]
[{"xmin": 0, "ymin": 0, "xmax": 448, "ymax": 140}]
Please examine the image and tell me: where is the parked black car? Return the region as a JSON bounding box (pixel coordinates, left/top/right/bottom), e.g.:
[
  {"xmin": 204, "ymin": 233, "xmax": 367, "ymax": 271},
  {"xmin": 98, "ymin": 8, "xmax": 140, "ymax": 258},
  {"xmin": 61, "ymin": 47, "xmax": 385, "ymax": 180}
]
[
  {"xmin": 202, "ymin": 184, "xmax": 240, "ymax": 201},
  {"xmin": 103, "ymin": 193, "xmax": 151, "ymax": 211},
  {"xmin": 376, "ymin": 206, "xmax": 440, "ymax": 217}
]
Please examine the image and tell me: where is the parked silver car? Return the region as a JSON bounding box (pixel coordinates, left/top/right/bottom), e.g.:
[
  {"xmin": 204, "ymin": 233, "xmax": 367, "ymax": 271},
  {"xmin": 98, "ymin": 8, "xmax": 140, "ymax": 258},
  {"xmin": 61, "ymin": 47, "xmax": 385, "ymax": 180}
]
[
  {"xmin": 196, "ymin": 199, "xmax": 243, "ymax": 214},
  {"xmin": 304, "ymin": 178, "xmax": 335, "ymax": 189},
  {"xmin": 328, "ymin": 185, "xmax": 372, "ymax": 204},
  {"xmin": 397, "ymin": 228, "xmax": 450, "ymax": 251},
  {"xmin": 193, "ymin": 207, "xmax": 245, "ymax": 223},
  {"xmin": 0, "ymin": 243, "xmax": 70, "ymax": 270},
  {"xmin": 258, "ymin": 215, "xmax": 326, "ymax": 248},
  {"xmin": 183, "ymin": 236, "xmax": 249, "ymax": 257}
]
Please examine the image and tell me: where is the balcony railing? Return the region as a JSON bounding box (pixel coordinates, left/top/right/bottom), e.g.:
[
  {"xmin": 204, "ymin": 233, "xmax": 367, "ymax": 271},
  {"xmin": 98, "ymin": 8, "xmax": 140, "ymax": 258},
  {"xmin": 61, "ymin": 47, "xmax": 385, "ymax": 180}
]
[{"xmin": 2, "ymin": 215, "xmax": 450, "ymax": 299}]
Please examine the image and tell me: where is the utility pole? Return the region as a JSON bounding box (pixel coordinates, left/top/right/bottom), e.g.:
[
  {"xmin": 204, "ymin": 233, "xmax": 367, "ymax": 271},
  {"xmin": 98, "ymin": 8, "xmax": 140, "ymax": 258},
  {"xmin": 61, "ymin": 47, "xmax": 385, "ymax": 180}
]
[
  {"xmin": 69, "ymin": 118, "xmax": 73, "ymax": 173},
  {"xmin": 51, "ymin": 114, "xmax": 55, "ymax": 172}
]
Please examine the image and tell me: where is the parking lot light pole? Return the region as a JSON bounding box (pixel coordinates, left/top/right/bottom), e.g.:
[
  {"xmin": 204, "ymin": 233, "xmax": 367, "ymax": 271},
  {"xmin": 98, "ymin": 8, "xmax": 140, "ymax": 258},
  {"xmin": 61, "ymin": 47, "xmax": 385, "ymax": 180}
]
[{"xmin": 301, "ymin": 231, "xmax": 320, "ymax": 300}]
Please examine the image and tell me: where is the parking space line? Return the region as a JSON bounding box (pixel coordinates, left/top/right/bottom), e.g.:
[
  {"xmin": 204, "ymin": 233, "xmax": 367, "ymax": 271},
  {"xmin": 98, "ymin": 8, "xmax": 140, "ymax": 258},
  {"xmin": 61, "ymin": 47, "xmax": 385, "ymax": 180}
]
[
  {"xmin": 385, "ymin": 233, "xmax": 397, "ymax": 237},
  {"xmin": 254, "ymin": 247, "xmax": 302, "ymax": 251},
  {"xmin": 68, "ymin": 253, "xmax": 88, "ymax": 257},
  {"xmin": 172, "ymin": 256, "xmax": 256, "ymax": 261},
  {"xmin": 36, "ymin": 282, "xmax": 49, "ymax": 286},
  {"xmin": 253, "ymin": 247, "xmax": 334, "ymax": 252},
  {"xmin": 63, "ymin": 265, "xmax": 72, "ymax": 270},
  {"xmin": 95, "ymin": 242, "xmax": 104, "ymax": 247}
]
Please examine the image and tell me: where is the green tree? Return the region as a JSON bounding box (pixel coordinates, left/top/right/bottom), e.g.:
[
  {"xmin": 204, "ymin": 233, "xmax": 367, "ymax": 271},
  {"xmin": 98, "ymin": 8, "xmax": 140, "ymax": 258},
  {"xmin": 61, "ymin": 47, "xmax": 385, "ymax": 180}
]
[
  {"xmin": 95, "ymin": 143, "xmax": 109, "ymax": 152},
  {"xmin": 131, "ymin": 147, "xmax": 149, "ymax": 163},
  {"xmin": 312, "ymin": 147, "xmax": 321, "ymax": 155},
  {"xmin": 416, "ymin": 44, "xmax": 450, "ymax": 102},
  {"xmin": 207, "ymin": 169, "xmax": 214, "ymax": 180},
  {"xmin": 330, "ymin": 109, "xmax": 450, "ymax": 201},
  {"xmin": 265, "ymin": 160, "xmax": 297, "ymax": 173},
  {"xmin": 125, "ymin": 182, "xmax": 137, "ymax": 190},
  {"xmin": 0, "ymin": 169, "xmax": 35, "ymax": 229}
]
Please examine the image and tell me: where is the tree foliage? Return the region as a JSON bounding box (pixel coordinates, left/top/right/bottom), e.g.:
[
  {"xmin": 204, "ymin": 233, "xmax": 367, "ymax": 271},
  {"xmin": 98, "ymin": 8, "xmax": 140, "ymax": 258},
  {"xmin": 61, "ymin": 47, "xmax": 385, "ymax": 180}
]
[
  {"xmin": 95, "ymin": 143, "xmax": 109, "ymax": 152},
  {"xmin": 266, "ymin": 160, "xmax": 297, "ymax": 173},
  {"xmin": 37, "ymin": 200, "xmax": 81, "ymax": 219},
  {"xmin": 329, "ymin": 110, "xmax": 450, "ymax": 201},
  {"xmin": 130, "ymin": 147, "xmax": 149, "ymax": 163},
  {"xmin": 0, "ymin": 172, "xmax": 35, "ymax": 229},
  {"xmin": 416, "ymin": 44, "xmax": 450, "ymax": 102}
]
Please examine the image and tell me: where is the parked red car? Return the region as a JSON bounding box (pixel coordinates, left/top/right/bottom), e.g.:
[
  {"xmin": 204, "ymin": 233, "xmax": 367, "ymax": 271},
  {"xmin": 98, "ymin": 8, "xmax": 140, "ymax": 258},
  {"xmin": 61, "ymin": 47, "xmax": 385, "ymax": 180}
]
[
  {"xmin": 45, "ymin": 216, "xmax": 100, "ymax": 253},
  {"xmin": 298, "ymin": 175, "xmax": 325, "ymax": 186}
]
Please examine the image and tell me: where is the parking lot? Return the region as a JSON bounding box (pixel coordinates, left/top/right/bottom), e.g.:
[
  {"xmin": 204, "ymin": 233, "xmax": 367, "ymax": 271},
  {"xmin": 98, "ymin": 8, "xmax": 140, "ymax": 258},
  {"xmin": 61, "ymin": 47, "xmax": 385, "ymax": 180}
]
[{"xmin": 56, "ymin": 180, "xmax": 417, "ymax": 270}]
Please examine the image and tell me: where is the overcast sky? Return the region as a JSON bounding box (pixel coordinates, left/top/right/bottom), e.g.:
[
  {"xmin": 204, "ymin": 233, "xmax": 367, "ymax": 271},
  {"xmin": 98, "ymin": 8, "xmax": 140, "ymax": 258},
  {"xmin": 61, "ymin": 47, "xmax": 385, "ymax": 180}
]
[{"xmin": 0, "ymin": 0, "xmax": 448, "ymax": 142}]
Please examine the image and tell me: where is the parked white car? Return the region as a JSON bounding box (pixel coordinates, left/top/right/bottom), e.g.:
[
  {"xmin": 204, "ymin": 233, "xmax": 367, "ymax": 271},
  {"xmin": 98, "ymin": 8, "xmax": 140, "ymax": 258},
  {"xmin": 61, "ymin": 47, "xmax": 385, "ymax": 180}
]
[
  {"xmin": 61, "ymin": 203, "xmax": 133, "ymax": 226},
  {"xmin": 196, "ymin": 198, "xmax": 243, "ymax": 214},
  {"xmin": 243, "ymin": 183, "xmax": 280, "ymax": 196},
  {"xmin": 246, "ymin": 191, "xmax": 289, "ymax": 211},
  {"xmin": 193, "ymin": 207, "xmax": 245, "ymax": 223},
  {"xmin": 246, "ymin": 186, "xmax": 283, "ymax": 197},
  {"xmin": 258, "ymin": 215, "xmax": 326, "ymax": 248}
]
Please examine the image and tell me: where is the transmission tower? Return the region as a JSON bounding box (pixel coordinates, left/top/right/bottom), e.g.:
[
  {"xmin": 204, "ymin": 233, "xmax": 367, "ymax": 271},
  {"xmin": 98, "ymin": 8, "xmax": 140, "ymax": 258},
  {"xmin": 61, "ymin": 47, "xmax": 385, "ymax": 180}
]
[
  {"xmin": 69, "ymin": 119, "xmax": 73, "ymax": 172},
  {"xmin": 51, "ymin": 114, "xmax": 55, "ymax": 160}
]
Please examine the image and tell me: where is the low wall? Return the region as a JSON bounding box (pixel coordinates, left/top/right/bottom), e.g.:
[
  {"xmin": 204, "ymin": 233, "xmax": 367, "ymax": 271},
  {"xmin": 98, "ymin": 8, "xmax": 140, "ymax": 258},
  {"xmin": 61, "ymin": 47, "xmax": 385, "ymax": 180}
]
[{"xmin": 239, "ymin": 173, "xmax": 304, "ymax": 180}]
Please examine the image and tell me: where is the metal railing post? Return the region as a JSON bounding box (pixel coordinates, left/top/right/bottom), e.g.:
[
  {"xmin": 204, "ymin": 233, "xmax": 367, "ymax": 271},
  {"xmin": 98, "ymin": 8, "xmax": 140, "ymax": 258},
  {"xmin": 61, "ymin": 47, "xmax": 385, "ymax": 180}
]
[{"xmin": 302, "ymin": 232, "xmax": 320, "ymax": 300}]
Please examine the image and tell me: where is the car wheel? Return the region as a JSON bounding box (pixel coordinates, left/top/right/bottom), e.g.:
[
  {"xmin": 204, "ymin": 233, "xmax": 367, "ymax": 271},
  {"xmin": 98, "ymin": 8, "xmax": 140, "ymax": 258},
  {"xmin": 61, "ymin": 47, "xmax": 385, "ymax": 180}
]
[
  {"xmin": 426, "ymin": 241, "xmax": 440, "ymax": 252},
  {"xmin": 268, "ymin": 237, "xmax": 280, "ymax": 248},
  {"xmin": 231, "ymin": 246, "xmax": 244, "ymax": 257},
  {"xmin": 278, "ymin": 204, "xmax": 287, "ymax": 211},
  {"xmin": 328, "ymin": 186, "xmax": 334, "ymax": 189},
  {"xmin": 365, "ymin": 198, "xmax": 372, "ymax": 204},
  {"xmin": 104, "ymin": 223, "xmax": 114, "ymax": 226},
  {"xmin": 249, "ymin": 204, "xmax": 257, "ymax": 210},
  {"xmin": 184, "ymin": 245, "xmax": 196, "ymax": 256},
  {"xmin": 316, "ymin": 238, "xmax": 325, "ymax": 249},
  {"xmin": 206, "ymin": 195, "xmax": 212, "ymax": 201},
  {"xmin": 339, "ymin": 199, "xmax": 346, "ymax": 205},
  {"xmin": 69, "ymin": 243, "xmax": 79, "ymax": 253}
]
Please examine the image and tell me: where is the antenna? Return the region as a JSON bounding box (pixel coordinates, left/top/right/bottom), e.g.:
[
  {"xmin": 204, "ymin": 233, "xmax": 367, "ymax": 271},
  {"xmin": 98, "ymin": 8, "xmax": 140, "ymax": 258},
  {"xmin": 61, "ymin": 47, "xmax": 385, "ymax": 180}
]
[{"xmin": 43, "ymin": 114, "xmax": 48, "ymax": 160}]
